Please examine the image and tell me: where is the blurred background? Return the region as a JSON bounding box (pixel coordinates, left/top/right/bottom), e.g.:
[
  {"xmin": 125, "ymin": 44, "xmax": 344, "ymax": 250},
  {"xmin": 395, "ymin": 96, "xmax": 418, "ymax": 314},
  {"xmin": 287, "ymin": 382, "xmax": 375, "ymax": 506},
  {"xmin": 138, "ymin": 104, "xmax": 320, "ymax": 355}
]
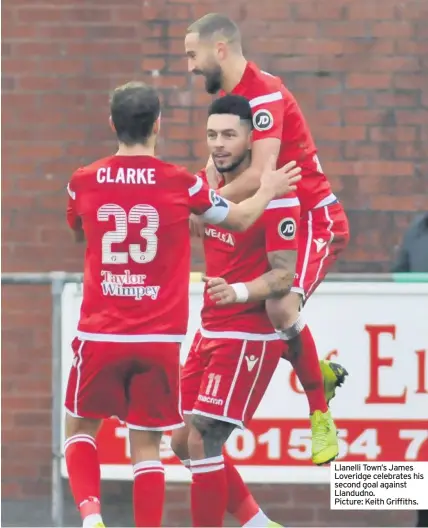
[{"xmin": 2, "ymin": 0, "xmax": 427, "ymax": 526}]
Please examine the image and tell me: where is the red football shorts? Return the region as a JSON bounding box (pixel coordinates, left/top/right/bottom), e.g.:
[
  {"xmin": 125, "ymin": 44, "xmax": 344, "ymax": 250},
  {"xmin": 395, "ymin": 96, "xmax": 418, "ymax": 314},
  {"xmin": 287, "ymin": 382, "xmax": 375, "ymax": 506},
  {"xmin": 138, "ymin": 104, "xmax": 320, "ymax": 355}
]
[
  {"xmin": 65, "ymin": 337, "xmax": 183, "ymax": 431},
  {"xmin": 292, "ymin": 202, "xmax": 350, "ymax": 301},
  {"xmin": 181, "ymin": 331, "xmax": 282, "ymax": 428}
]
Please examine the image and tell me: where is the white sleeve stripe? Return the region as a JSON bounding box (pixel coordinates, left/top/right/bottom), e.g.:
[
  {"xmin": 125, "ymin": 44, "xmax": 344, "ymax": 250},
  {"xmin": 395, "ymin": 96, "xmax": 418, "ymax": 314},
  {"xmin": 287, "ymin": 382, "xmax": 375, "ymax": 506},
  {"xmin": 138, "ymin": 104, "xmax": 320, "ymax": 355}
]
[
  {"xmin": 266, "ymin": 197, "xmax": 300, "ymax": 210},
  {"xmin": 250, "ymin": 91, "xmax": 283, "ymax": 108},
  {"xmin": 188, "ymin": 175, "xmax": 203, "ymax": 196},
  {"xmin": 67, "ymin": 183, "xmax": 76, "ymax": 200}
]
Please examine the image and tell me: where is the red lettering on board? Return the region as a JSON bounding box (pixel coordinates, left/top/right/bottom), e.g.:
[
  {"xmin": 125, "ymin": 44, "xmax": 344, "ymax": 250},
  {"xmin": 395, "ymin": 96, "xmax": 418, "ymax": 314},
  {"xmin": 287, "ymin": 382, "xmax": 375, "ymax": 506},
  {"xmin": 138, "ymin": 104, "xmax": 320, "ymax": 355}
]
[{"xmin": 365, "ymin": 325, "xmax": 407, "ymax": 404}]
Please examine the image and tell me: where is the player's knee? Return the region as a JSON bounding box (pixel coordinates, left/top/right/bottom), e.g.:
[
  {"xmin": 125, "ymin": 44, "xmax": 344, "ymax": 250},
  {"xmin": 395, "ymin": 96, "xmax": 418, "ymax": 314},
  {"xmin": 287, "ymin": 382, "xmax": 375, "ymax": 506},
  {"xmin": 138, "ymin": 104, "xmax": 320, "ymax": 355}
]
[
  {"xmin": 170, "ymin": 426, "xmax": 190, "ymax": 460},
  {"xmin": 277, "ymin": 314, "xmax": 306, "ymax": 342},
  {"xmin": 129, "ymin": 429, "xmax": 162, "ymax": 449},
  {"xmin": 266, "ymin": 292, "xmax": 301, "ymax": 328},
  {"xmin": 187, "ymin": 420, "xmax": 205, "ymax": 459},
  {"xmin": 188, "ymin": 414, "xmax": 235, "ymax": 459},
  {"xmin": 65, "ymin": 414, "xmax": 100, "ymax": 439},
  {"xmin": 128, "ymin": 429, "xmax": 162, "ymax": 464}
]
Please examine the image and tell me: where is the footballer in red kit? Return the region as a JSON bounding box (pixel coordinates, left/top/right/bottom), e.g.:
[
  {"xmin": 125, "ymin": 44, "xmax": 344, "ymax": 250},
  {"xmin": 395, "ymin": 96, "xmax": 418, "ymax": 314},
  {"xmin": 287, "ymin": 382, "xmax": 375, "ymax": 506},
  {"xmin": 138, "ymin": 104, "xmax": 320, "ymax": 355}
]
[
  {"xmin": 225, "ymin": 62, "xmax": 350, "ymax": 300},
  {"xmin": 185, "ymin": 12, "xmax": 349, "ymax": 477},
  {"xmin": 171, "ymin": 95, "xmax": 301, "ymax": 528},
  {"xmin": 63, "ymin": 82, "xmax": 301, "ymax": 528},
  {"xmin": 65, "ymin": 157, "xmax": 220, "ymax": 429},
  {"xmin": 184, "ymin": 176, "xmax": 299, "ymax": 426}
]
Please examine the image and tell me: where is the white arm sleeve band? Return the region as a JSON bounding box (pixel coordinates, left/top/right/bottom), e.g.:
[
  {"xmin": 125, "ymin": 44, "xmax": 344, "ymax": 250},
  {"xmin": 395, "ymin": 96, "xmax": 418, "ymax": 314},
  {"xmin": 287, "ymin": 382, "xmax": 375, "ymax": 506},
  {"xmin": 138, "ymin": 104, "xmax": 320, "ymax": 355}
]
[{"xmin": 201, "ymin": 196, "xmax": 231, "ymax": 224}]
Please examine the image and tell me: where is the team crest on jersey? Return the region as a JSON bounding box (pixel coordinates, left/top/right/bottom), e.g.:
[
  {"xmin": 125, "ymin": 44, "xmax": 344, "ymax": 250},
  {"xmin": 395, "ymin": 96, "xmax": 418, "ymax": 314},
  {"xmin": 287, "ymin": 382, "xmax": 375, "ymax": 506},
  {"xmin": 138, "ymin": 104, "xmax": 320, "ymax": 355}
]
[
  {"xmin": 278, "ymin": 218, "xmax": 296, "ymax": 240},
  {"xmin": 253, "ymin": 109, "xmax": 274, "ymax": 131}
]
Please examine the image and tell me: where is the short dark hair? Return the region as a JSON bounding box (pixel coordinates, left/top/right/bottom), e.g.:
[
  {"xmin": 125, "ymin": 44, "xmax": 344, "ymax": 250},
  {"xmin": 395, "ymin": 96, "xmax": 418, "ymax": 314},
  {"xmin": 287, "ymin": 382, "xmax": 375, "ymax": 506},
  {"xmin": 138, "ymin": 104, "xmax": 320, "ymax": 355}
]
[
  {"xmin": 208, "ymin": 95, "xmax": 253, "ymax": 128},
  {"xmin": 188, "ymin": 13, "xmax": 241, "ymax": 47},
  {"xmin": 110, "ymin": 82, "xmax": 160, "ymax": 146}
]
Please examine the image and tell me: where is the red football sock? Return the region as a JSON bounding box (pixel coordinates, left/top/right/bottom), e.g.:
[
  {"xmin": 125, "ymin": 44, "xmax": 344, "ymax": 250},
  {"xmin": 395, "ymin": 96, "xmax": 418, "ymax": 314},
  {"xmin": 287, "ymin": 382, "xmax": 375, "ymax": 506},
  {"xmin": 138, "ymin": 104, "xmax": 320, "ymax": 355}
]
[
  {"xmin": 286, "ymin": 325, "xmax": 328, "ymax": 413},
  {"xmin": 224, "ymin": 456, "xmax": 254, "ymax": 518},
  {"xmin": 191, "ymin": 456, "xmax": 228, "ymax": 527},
  {"xmin": 64, "ymin": 434, "xmax": 101, "ymax": 520},
  {"xmin": 133, "ymin": 461, "xmax": 165, "ymax": 527},
  {"xmin": 225, "ymin": 456, "xmax": 271, "ymax": 525}
]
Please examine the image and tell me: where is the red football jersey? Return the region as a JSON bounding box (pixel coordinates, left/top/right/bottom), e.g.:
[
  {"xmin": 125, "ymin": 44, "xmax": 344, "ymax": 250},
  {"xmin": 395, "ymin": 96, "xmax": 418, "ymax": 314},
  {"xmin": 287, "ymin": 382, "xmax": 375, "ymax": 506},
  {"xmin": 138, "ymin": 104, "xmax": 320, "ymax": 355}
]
[
  {"xmin": 200, "ymin": 172, "xmax": 301, "ymax": 334},
  {"xmin": 67, "ymin": 155, "xmax": 230, "ymax": 342},
  {"xmin": 222, "ymin": 62, "xmax": 334, "ymax": 213}
]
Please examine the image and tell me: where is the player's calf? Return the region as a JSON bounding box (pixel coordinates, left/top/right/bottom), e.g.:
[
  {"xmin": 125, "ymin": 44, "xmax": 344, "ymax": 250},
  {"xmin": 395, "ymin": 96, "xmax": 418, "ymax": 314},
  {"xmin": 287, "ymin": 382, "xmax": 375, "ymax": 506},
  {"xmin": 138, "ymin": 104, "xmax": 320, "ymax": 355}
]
[
  {"xmin": 129, "ymin": 429, "xmax": 165, "ymax": 527},
  {"xmin": 267, "ymin": 292, "xmax": 329, "ymax": 415},
  {"xmin": 188, "ymin": 414, "xmax": 235, "ymax": 527},
  {"xmin": 172, "ymin": 417, "xmax": 271, "ymax": 527},
  {"xmin": 64, "ymin": 414, "xmax": 104, "ymax": 528},
  {"xmin": 266, "ymin": 293, "xmax": 342, "ymax": 465},
  {"xmin": 268, "ymin": 298, "xmax": 351, "ymax": 466}
]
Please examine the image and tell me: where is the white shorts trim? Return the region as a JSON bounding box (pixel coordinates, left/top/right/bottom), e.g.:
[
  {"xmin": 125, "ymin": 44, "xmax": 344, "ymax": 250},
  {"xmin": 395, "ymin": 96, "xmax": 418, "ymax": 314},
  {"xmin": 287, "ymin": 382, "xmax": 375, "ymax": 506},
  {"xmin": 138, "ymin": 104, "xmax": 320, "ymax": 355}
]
[
  {"xmin": 298, "ymin": 211, "xmax": 313, "ymax": 291},
  {"xmin": 223, "ymin": 340, "xmax": 247, "ymax": 419},
  {"xmin": 76, "ymin": 331, "xmax": 185, "ymax": 343},
  {"xmin": 200, "ymin": 327, "xmax": 279, "ymax": 341},
  {"xmin": 191, "ymin": 409, "xmax": 243, "ymax": 429},
  {"xmin": 313, "ymin": 193, "xmax": 337, "ymax": 209},
  {"xmin": 240, "ymin": 341, "xmax": 267, "ymax": 422},
  {"xmin": 74, "ymin": 340, "xmax": 85, "ymax": 416},
  {"xmin": 305, "ymin": 206, "xmax": 335, "ymax": 298},
  {"xmin": 64, "ymin": 407, "xmax": 84, "ymax": 419},
  {"xmin": 127, "ymin": 421, "xmax": 185, "ymax": 431}
]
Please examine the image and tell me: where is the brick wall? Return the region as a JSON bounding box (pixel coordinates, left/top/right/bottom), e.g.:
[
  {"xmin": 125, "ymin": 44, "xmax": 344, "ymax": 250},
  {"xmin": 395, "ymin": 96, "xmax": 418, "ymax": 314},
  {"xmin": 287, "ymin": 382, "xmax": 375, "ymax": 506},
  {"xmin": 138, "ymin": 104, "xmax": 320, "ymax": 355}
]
[{"xmin": 2, "ymin": 0, "xmax": 425, "ymax": 525}]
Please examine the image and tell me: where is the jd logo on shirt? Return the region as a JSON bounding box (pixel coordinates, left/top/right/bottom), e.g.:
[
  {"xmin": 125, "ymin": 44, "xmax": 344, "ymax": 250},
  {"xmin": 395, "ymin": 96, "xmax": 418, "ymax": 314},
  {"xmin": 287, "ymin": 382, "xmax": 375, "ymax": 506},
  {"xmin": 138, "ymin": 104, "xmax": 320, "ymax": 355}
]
[
  {"xmin": 253, "ymin": 109, "xmax": 274, "ymax": 131},
  {"xmin": 278, "ymin": 218, "xmax": 297, "ymax": 240}
]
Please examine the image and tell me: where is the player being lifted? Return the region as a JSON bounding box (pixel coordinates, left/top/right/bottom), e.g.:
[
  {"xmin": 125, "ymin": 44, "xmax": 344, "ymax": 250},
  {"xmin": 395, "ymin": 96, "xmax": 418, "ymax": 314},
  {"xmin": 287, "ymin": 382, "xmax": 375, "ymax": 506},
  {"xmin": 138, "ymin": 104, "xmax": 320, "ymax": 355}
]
[
  {"xmin": 184, "ymin": 13, "xmax": 350, "ymax": 466},
  {"xmin": 171, "ymin": 94, "xmax": 301, "ymax": 527},
  {"xmin": 64, "ymin": 82, "xmax": 301, "ymax": 528}
]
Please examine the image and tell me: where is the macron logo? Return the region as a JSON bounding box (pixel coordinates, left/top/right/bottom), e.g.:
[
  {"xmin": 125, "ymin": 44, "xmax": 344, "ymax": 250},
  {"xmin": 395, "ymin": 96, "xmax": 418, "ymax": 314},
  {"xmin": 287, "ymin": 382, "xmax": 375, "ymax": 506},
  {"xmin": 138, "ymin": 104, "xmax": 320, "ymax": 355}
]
[
  {"xmin": 314, "ymin": 238, "xmax": 327, "ymax": 253},
  {"xmin": 245, "ymin": 355, "xmax": 259, "ymax": 372}
]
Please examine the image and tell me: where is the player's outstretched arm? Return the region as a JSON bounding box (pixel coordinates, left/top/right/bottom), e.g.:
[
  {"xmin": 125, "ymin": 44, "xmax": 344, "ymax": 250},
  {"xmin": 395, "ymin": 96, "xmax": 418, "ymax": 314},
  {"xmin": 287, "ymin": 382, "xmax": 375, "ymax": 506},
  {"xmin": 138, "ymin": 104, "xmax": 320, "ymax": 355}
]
[
  {"xmin": 217, "ymin": 158, "xmax": 301, "ymax": 232},
  {"xmin": 204, "ymin": 249, "xmax": 296, "ymax": 305}
]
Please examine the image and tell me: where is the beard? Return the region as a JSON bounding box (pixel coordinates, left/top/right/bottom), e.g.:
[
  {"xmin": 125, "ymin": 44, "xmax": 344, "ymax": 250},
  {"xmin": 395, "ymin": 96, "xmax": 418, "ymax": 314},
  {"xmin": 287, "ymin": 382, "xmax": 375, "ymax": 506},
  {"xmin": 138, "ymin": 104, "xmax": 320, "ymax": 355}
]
[
  {"xmin": 203, "ymin": 65, "xmax": 223, "ymax": 94},
  {"xmin": 214, "ymin": 151, "xmax": 250, "ymax": 174}
]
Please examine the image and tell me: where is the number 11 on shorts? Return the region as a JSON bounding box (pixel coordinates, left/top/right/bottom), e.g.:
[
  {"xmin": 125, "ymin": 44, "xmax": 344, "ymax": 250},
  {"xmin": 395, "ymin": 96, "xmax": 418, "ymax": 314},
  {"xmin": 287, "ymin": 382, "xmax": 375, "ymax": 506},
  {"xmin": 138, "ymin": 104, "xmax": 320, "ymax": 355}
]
[{"xmin": 205, "ymin": 373, "xmax": 221, "ymax": 397}]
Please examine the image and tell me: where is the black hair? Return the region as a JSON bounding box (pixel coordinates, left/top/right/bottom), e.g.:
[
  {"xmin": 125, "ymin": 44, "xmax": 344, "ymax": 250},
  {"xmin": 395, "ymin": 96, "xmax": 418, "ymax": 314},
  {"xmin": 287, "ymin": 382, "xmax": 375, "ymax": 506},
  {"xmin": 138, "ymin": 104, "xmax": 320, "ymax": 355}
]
[
  {"xmin": 110, "ymin": 82, "xmax": 160, "ymax": 146},
  {"xmin": 208, "ymin": 95, "xmax": 253, "ymax": 128}
]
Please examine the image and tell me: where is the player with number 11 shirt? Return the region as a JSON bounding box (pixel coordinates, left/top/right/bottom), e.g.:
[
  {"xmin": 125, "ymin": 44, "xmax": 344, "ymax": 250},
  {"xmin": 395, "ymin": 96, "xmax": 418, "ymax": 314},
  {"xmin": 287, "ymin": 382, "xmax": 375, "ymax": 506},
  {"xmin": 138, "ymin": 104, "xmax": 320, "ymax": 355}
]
[
  {"xmin": 171, "ymin": 94, "xmax": 301, "ymax": 528},
  {"xmin": 63, "ymin": 81, "xmax": 301, "ymax": 528}
]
